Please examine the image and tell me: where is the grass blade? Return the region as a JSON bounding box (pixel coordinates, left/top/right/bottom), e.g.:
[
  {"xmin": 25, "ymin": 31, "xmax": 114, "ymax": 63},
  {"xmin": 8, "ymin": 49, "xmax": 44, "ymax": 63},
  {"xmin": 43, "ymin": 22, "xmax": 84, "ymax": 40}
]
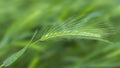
[{"xmin": 0, "ymin": 30, "xmax": 38, "ymax": 67}]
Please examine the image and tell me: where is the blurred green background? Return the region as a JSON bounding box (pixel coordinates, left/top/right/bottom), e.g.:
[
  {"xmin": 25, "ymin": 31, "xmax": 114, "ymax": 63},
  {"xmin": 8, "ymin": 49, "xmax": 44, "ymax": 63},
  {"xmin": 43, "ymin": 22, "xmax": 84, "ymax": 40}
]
[{"xmin": 0, "ymin": 0, "xmax": 120, "ymax": 68}]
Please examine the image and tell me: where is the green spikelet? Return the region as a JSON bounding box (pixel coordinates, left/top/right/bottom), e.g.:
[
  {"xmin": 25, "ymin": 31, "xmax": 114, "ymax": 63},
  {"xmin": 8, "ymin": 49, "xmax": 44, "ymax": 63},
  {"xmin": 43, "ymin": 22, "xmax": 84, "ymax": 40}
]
[{"xmin": 40, "ymin": 12, "xmax": 112, "ymax": 43}]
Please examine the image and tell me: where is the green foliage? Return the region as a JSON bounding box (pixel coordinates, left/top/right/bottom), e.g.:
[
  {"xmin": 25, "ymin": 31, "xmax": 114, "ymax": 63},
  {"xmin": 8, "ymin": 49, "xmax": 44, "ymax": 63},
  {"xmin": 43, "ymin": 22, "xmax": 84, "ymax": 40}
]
[
  {"xmin": 0, "ymin": 30, "xmax": 37, "ymax": 68},
  {"xmin": 0, "ymin": 0, "xmax": 120, "ymax": 68}
]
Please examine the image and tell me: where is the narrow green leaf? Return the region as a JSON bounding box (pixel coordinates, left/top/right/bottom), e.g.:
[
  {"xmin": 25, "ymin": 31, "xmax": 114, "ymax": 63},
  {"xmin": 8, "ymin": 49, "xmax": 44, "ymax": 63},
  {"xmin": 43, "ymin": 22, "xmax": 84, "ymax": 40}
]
[{"xmin": 0, "ymin": 30, "xmax": 38, "ymax": 67}]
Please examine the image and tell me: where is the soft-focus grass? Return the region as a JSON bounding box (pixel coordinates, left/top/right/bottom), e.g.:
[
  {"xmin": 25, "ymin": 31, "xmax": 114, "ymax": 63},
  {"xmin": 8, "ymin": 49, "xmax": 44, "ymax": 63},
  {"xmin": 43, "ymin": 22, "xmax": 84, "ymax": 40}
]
[{"xmin": 0, "ymin": 0, "xmax": 120, "ymax": 68}]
